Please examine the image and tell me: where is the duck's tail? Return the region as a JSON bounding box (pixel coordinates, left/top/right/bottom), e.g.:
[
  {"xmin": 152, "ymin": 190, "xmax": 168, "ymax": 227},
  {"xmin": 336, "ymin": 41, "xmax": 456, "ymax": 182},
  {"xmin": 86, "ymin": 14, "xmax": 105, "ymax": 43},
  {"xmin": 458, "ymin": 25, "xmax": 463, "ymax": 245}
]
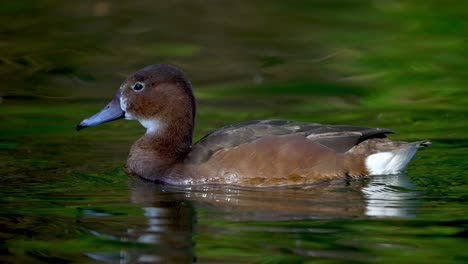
[{"xmin": 365, "ymin": 140, "xmax": 431, "ymax": 175}]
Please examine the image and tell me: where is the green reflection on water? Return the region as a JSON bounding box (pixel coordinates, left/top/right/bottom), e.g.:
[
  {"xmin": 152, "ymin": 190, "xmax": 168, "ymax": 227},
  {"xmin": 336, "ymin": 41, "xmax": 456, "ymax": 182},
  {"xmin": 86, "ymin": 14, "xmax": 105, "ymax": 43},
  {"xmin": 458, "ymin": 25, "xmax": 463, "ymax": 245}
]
[{"xmin": 0, "ymin": 0, "xmax": 467, "ymax": 263}]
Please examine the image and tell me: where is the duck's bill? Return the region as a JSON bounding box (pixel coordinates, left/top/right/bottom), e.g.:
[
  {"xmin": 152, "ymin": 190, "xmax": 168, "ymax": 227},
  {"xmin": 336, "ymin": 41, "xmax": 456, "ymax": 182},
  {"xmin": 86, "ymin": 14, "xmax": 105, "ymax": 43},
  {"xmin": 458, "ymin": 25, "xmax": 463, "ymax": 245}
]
[{"xmin": 76, "ymin": 89, "xmax": 124, "ymax": 131}]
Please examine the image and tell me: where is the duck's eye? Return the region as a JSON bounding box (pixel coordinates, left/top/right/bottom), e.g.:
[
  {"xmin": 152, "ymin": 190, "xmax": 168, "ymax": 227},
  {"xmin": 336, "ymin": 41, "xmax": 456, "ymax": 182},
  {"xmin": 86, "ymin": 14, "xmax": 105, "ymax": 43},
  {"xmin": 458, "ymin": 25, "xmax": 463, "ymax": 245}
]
[{"xmin": 132, "ymin": 82, "xmax": 144, "ymax": 92}]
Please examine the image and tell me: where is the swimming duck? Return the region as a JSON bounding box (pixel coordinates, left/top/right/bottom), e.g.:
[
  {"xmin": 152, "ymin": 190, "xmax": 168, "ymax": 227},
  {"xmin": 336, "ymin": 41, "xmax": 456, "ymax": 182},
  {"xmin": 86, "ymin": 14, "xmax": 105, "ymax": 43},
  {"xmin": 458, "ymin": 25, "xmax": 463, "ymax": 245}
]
[{"xmin": 77, "ymin": 64, "xmax": 430, "ymax": 187}]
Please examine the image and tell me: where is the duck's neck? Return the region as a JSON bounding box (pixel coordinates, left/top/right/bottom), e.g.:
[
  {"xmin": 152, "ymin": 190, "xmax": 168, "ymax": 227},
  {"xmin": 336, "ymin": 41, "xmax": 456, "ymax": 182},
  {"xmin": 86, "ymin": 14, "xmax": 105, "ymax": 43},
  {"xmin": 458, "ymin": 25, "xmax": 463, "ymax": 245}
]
[{"xmin": 127, "ymin": 118, "xmax": 194, "ymax": 181}]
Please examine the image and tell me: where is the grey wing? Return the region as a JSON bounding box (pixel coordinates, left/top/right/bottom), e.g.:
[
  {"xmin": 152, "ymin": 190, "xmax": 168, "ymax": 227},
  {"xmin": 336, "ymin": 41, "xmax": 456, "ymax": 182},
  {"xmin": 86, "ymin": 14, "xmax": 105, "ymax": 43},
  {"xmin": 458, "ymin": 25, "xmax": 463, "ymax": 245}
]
[{"xmin": 186, "ymin": 120, "xmax": 393, "ymax": 164}]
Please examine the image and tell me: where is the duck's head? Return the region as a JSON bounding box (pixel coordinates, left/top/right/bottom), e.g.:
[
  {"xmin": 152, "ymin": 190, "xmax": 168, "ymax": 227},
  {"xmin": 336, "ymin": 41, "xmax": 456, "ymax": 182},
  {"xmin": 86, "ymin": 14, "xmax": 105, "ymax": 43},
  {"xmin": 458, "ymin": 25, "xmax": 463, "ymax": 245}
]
[{"xmin": 77, "ymin": 64, "xmax": 196, "ymax": 134}]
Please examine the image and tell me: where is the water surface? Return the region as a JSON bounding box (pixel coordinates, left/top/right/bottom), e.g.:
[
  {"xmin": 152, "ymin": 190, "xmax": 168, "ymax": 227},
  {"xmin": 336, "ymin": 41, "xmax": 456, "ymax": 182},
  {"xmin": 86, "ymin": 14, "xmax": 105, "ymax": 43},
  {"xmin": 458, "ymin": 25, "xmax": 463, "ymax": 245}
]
[{"xmin": 1, "ymin": 1, "xmax": 467, "ymax": 263}]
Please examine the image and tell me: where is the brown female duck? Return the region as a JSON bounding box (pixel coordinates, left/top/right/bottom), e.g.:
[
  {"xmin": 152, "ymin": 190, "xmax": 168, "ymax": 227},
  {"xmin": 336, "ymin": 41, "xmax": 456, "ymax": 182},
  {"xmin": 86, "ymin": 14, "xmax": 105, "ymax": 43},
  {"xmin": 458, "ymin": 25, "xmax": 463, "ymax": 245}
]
[{"xmin": 77, "ymin": 64, "xmax": 430, "ymax": 187}]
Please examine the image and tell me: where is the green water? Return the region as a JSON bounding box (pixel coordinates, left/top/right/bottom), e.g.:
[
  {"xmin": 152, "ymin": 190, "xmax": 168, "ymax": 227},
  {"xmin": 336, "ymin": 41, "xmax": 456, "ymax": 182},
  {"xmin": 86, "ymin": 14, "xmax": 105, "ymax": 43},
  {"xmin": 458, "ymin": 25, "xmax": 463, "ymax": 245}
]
[{"xmin": 1, "ymin": 1, "xmax": 467, "ymax": 263}]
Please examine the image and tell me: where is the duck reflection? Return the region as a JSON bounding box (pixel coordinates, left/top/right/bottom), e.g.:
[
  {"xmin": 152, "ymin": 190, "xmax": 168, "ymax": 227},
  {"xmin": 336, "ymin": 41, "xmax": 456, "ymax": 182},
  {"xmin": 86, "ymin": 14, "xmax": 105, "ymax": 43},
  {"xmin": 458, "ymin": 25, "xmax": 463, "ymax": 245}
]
[
  {"xmin": 363, "ymin": 173, "xmax": 418, "ymax": 218},
  {"xmin": 123, "ymin": 180, "xmax": 197, "ymax": 263},
  {"xmin": 129, "ymin": 173, "xmax": 417, "ymax": 221},
  {"xmin": 85, "ymin": 173, "xmax": 418, "ymax": 263},
  {"xmin": 83, "ymin": 180, "xmax": 197, "ymax": 263}
]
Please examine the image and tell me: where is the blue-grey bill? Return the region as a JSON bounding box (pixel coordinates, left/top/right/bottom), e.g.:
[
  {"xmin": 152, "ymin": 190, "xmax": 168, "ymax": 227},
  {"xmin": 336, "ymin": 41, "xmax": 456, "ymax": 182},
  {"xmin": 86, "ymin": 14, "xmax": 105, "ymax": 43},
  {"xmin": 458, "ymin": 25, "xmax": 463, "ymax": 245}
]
[{"xmin": 76, "ymin": 89, "xmax": 124, "ymax": 131}]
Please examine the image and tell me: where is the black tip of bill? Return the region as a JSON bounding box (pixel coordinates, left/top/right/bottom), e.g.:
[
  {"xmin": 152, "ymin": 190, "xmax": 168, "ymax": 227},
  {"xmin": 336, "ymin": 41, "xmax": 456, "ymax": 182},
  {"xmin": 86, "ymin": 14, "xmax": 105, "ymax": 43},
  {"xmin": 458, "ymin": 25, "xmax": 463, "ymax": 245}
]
[{"xmin": 76, "ymin": 124, "xmax": 87, "ymax": 131}]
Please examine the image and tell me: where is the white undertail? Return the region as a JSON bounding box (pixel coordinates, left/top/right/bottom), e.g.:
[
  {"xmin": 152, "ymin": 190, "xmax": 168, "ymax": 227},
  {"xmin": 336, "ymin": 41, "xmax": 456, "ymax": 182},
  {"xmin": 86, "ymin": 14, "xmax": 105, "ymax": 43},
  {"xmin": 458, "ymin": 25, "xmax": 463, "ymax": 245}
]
[{"xmin": 365, "ymin": 144, "xmax": 420, "ymax": 175}]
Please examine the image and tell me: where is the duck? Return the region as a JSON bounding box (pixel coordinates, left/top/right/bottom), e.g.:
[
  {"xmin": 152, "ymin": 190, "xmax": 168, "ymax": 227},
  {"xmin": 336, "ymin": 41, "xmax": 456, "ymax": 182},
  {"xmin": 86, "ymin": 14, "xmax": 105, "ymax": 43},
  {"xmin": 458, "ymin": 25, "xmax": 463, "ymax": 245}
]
[{"xmin": 77, "ymin": 64, "xmax": 431, "ymax": 187}]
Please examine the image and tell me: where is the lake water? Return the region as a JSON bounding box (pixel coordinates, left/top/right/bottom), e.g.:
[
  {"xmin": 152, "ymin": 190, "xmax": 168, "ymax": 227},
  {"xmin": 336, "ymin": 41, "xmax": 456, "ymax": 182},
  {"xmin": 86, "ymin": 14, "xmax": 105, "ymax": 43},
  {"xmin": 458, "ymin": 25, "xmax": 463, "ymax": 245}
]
[{"xmin": 1, "ymin": 1, "xmax": 467, "ymax": 263}]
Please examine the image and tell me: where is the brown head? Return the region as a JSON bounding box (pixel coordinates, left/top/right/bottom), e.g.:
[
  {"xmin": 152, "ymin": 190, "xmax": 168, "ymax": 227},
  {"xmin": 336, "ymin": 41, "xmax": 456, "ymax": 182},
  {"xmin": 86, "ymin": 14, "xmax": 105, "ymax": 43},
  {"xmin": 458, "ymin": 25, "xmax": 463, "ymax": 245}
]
[
  {"xmin": 77, "ymin": 64, "xmax": 195, "ymax": 134},
  {"xmin": 77, "ymin": 64, "xmax": 197, "ymax": 172},
  {"xmin": 119, "ymin": 64, "xmax": 195, "ymax": 128}
]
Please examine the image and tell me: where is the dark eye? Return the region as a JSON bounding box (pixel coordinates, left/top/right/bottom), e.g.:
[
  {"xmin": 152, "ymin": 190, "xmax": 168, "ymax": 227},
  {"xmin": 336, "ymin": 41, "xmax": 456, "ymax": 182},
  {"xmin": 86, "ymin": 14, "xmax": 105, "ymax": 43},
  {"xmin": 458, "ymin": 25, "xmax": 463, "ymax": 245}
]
[{"xmin": 132, "ymin": 82, "xmax": 144, "ymax": 91}]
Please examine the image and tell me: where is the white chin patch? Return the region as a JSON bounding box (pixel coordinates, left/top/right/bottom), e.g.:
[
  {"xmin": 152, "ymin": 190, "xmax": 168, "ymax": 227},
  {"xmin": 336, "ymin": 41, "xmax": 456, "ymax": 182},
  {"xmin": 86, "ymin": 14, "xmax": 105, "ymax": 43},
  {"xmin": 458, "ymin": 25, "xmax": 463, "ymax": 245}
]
[
  {"xmin": 120, "ymin": 95, "xmax": 128, "ymax": 112},
  {"xmin": 124, "ymin": 112, "xmax": 134, "ymax": 120},
  {"xmin": 120, "ymin": 95, "xmax": 134, "ymax": 120}
]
